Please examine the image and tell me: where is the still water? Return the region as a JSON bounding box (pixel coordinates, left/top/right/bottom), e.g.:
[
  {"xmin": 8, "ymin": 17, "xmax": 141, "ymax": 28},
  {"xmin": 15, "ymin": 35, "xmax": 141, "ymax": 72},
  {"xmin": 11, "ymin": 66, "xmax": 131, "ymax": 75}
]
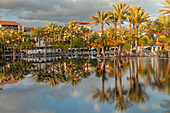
[{"xmin": 0, "ymin": 57, "xmax": 169, "ymax": 113}]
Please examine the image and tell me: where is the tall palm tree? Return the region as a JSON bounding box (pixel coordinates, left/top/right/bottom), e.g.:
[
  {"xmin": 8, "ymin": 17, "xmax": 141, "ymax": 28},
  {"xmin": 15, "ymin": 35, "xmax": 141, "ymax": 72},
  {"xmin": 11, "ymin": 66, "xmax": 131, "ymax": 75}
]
[
  {"xmin": 46, "ymin": 22, "xmax": 59, "ymax": 59},
  {"xmin": 112, "ymin": 3, "xmax": 130, "ymax": 38},
  {"xmin": 125, "ymin": 7, "xmax": 136, "ymax": 56},
  {"xmin": 90, "ymin": 10, "xmax": 111, "ymax": 36},
  {"xmin": 159, "ymin": 0, "xmax": 170, "ymax": 14},
  {"xmin": 127, "ymin": 6, "xmax": 149, "ymax": 55},
  {"xmin": 106, "ymin": 11, "xmax": 119, "ymax": 57}
]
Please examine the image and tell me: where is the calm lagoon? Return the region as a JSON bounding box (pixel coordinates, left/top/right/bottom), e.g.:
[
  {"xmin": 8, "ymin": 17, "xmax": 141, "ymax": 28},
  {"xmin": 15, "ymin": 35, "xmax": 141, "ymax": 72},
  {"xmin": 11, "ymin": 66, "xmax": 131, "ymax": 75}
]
[{"xmin": 0, "ymin": 57, "xmax": 169, "ymax": 113}]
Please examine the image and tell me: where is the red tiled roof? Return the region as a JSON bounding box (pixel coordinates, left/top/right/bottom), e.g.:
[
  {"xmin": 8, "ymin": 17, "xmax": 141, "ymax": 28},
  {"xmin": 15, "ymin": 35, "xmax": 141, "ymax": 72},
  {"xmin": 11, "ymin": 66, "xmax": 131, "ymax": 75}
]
[
  {"xmin": 0, "ymin": 20, "xmax": 24, "ymax": 26},
  {"xmin": 24, "ymin": 27, "xmax": 34, "ymax": 30},
  {"xmin": 0, "ymin": 79, "xmax": 25, "ymax": 85},
  {"xmin": 95, "ymin": 30, "xmax": 108, "ymax": 33},
  {"xmin": 73, "ymin": 20, "xmax": 90, "ymax": 24}
]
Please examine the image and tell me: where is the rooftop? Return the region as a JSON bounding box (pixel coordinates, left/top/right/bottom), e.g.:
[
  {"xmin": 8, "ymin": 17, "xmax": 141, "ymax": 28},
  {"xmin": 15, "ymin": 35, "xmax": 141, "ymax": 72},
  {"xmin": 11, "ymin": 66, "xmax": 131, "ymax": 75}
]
[
  {"xmin": 73, "ymin": 20, "xmax": 90, "ymax": 24},
  {"xmin": 95, "ymin": 30, "xmax": 108, "ymax": 33},
  {"xmin": 0, "ymin": 20, "xmax": 24, "ymax": 26}
]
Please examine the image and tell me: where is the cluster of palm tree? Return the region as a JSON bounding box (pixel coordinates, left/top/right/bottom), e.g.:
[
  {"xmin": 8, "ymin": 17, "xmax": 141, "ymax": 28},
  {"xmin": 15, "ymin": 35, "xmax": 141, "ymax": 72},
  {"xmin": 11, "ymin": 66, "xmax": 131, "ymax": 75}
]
[
  {"xmin": 0, "ymin": 1, "xmax": 169, "ymax": 58},
  {"xmin": 90, "ymin": 1, "xmax": 170, "ymax": 57},
  {"xmin": 0, "ymin": 21, "xmax": 92, "ymax": 60}
]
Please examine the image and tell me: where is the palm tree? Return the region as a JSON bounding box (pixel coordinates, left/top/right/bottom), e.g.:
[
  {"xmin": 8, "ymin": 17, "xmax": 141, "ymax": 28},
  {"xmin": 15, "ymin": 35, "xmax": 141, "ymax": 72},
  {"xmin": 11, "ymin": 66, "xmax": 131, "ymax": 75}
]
[
  {"xmin": 79, "ymin": 26, "xmax": 90, "ymax": 56},
  {"xmin": 106, "ymin": 11, "xmax": 118, "ymax": 36},
  {"xmin": 152, "ymin": 19, "xmax": 164, "ymax": 52},
  {"xmin": 90, "ymin": 10, "xmax": 111, "ymax": 36},
  {"xmin": 43, "ymin": 28, "xmax": 50, "ymax": 61},
  {"xmin": 158, "ymin": 15, "xmax": 170, "ymax": 39},
  {"xmin": 0, "ymin": 27, "xmax": 8, "ymax": 57},
  {"xmin": 159, "ymin": 0, "xmax": 170, "ymax": 14},
  {"xmin": 46, "ymin": 22, "xmax": 59, "ymax": 59},
  {"xmin": 92, "ymin": 35, "xmax": 109, "ymax": 57},
  {"xmin": 112, "ymin": 3, "xmax": 129, "ymax": 38},
  {"xmin": 144, "ymin": 18, "xmax": 154, "ymax": 53},
  {"xmin": 125, "ymin": 8, "xmax": 136, "ymax": 56},
  {"xmin": 119, "ymin": 27, "xmax": 130, "ymax": 56},
  {"xmin": 8, "ymin": 29, "xmax": 17, "ymax": 62},
  {"xmin": 127, "ymin": 6, "xmax": 149, "ymax": 55},
  {"xmin": 111, "ymin": 3, "xmax": 129, "ymax": 56},
  {"xmin": 31, "ymin": 27, "xmax": 44, "ymax": 61},
  {"xmin": 67, "ymin": 21, "xmax": 79, "ymax": 56},
  {"xmin": 106, "ymin": 26, "xmax": 117, "ymax": 57},
  {"xmin": 138, "ymin": 36, "xmax": 150, "ymax": 56},
  {"xmin": 59, "ymin": 25, "xmax": 68, "ymax": 57},
  {"xmin": 16, "ymin": 31, "xmax": 27, "ymax": 58}
]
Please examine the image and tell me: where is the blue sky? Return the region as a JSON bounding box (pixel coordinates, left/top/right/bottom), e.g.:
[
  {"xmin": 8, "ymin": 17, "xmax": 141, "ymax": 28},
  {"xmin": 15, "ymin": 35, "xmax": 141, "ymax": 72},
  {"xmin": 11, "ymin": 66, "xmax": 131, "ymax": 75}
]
[{"xmin": 0, "ymin": 0, "xmax": 164, "ymax": 30}]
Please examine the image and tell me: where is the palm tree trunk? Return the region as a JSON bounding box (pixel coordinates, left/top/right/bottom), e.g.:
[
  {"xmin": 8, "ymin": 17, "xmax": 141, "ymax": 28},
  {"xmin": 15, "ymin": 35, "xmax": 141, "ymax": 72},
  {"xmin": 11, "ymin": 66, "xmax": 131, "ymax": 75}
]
[
  {"xmin": 129, "ymin": 22, "xmax": 132, "ymax": 56},
  {"xmin": 11, "ymin": 40, "xmax": 14, "ymax": 62},
  {"xmin": 38, "ymin": 37, "xmax": 40, "ymax": 62},
  {"xmin": 119, "ymin": 20, "xmax": 121, "ymax": 38},
  {"xmin": 71, "ymin": 35, "xmax": 73, "ymax": 56},
  {"xmin": 133, "ymin": 23, "xmax": 135, "ymax": 33},
  {"xmin": 83, "ymin": 37, "xmax": 84, "ymax": 57},
  {"xmin": 102, "ymin": 46, "xmax": 105, "ymax": 57},
  {"xmin": 97, "ymin": 48, "xmax": 100, "ymax": 57},
  {"xmin": 52, "ymin": 36, "xmax": 55, "ymax": 61},
  {"xmin": 135, "ymin": 25, "xmax": 139, "ymax": 56},
  {"xmin": 45, "ymin": 37, "xmax": 47, "ymax": 61},
  {"xmin": 141, "ymin": 45, "xmax": 143, "ymax": 56},
  {"xmin": 114, "ymin": 45, "xmax": 116, "ymax": 57},
  {"xmin": 156, "ymin": 34, "xmax": 159, "ymax": 52},
  {"xmin": 101, "ymin": 24, "xmax": 104, "ymax": 36},
  {"xmin": 150, "ymin": 35, "xmax": 153, "ymax": 53},
  {"xmin": 20, "ymin": 39, "xmax": 22, "ymax": 59},
  {"xmin": 118, "ymin": 45, "xmax": 121, "ymax": 57},
  {"xmin": 3, "ymin": 40, "xmax": 6, "ymax": 70},
  {"xmin": 31, "ymin": 48, "xmax": 33, "ymax": 62}
]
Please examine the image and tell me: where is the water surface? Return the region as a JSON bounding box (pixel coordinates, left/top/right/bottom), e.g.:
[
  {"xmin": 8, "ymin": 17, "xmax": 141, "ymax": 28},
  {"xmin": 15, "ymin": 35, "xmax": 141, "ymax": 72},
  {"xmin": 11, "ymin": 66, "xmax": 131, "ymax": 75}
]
[{"xmin": 0, "ymin": 57, "xmax": 169, "ymax": 113}]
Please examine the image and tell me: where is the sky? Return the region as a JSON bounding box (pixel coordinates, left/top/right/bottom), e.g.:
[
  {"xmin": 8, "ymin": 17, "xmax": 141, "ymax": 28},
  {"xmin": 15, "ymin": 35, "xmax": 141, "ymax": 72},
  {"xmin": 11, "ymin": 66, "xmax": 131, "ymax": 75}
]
[{"xmin": 0, "ymin": 0, "xmax": 164, "ymax": 30}]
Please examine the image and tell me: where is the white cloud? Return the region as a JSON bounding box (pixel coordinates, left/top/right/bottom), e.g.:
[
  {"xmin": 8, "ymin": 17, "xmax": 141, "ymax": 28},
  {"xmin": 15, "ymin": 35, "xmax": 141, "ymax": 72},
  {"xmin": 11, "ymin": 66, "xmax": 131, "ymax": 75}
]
[
  {"xmin": 94, "ymin": 102, "xmax": 100, "ymax": 112},
  {"xmin": 139, "ymin": 104, "xmax": 149, "ymax": 111},
  {"xmin": 152, "ymin": 104, "xmax": 161, "ymax": 110},
  {"xmin": 0, "ymin": 0, "xmax": 162, "ymax": 24}
]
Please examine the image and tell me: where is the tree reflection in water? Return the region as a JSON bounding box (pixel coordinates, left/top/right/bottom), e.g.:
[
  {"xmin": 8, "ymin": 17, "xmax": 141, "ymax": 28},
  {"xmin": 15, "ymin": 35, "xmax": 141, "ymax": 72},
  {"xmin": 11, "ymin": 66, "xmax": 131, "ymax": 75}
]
[{"xmin": 0, "ymin": 57, "xmax": 169, "ymax": 112}]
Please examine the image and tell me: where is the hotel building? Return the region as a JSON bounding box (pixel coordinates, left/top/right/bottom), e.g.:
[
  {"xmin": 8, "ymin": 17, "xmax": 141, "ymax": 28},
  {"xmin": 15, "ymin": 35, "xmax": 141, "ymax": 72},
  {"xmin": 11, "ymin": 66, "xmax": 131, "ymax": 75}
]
[{"xmin": 0, "ymin": 16, "xmax": 24, "ymax": 31}]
